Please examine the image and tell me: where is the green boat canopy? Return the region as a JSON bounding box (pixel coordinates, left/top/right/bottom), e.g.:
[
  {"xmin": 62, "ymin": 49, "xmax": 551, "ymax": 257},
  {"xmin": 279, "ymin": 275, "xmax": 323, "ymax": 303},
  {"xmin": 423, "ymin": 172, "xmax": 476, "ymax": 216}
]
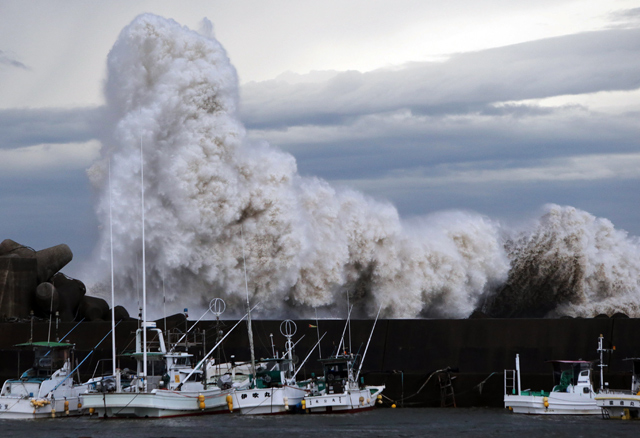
[{"xmin": 14, "ymin": 341, "xmax": 75, "ymax": 348}]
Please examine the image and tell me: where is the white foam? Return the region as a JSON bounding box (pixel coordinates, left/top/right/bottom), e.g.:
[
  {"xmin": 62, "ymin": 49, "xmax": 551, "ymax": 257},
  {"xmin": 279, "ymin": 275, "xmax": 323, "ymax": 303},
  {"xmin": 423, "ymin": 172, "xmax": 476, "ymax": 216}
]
[{"xmin": 84, "ymin": 15, "xmax": 640, "ymax": 319}]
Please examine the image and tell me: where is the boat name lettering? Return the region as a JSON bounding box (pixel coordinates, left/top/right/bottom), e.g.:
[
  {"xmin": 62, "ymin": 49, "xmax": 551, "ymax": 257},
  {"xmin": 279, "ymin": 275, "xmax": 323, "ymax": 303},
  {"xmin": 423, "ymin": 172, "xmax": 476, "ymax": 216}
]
[
  {"xmin": 252, "ymin": 393, "xmax": 259, "ymax": 398},
  {"xmin": 241, "ymin": 394, "xmax": 248, "ymax": 399},
  {"xmin": 265, "ymin": 392, "xmax": 270, "ymax": 398}
]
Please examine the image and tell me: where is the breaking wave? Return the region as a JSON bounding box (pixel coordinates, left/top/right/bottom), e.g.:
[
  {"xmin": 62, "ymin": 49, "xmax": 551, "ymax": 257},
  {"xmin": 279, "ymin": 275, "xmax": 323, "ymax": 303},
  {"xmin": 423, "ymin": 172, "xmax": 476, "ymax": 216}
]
[{"xmin": 84, "ymin": 14, "xmax": 640, "ymax": 319}]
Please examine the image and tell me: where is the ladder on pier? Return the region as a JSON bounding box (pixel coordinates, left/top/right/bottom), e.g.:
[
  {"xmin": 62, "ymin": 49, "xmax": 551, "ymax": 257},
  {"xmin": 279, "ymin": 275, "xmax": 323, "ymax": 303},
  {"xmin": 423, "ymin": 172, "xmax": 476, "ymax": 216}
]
[{"xmin": 438, "ymin": 371, "xmax": 457, "ymax": 408}]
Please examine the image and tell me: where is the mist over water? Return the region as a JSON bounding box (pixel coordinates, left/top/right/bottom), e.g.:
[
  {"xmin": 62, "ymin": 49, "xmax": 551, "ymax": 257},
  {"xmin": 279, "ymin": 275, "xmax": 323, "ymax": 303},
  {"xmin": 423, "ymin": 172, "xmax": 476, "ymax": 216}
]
[{"xmin": 84, "ymin": 14, "xmax": 640, "ymax": 319}]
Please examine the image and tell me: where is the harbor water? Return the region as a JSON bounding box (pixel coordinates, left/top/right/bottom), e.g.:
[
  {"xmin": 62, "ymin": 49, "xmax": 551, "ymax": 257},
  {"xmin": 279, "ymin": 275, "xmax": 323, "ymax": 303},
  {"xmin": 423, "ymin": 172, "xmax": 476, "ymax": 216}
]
[{"xmin": 2, "ymin": 408, "xmax": 638, "ymax": 437}]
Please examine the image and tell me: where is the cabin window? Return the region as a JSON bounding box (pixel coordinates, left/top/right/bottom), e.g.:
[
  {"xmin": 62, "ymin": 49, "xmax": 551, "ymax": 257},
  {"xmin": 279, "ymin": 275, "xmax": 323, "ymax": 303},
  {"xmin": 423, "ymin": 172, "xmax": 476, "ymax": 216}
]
[
  {"xmin": 583, "ymin": 387, "xmax": 589, "ymax": 394},
  {"xmin": 580, "ymin": 371, "xmax": 588, "ymax": 377}
]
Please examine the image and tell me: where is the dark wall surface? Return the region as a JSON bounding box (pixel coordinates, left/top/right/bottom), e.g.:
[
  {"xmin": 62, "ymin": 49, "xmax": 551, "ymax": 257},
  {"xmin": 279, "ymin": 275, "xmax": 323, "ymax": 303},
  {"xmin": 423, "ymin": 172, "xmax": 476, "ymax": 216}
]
[{"xmin": 0, "ymin": 317, "xmax": 634, "ymax": 407}]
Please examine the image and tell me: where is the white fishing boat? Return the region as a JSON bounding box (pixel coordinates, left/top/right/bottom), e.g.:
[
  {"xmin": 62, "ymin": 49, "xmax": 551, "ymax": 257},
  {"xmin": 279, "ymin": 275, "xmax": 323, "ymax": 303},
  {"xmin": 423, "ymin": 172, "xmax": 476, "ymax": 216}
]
[
  {"xmin": 303, "ymin": 305, "xmax": 384, "ymax": 414},
  {"xmin": 233, "ymin": 320, "xmax": 308, "ymax": 415},
  {"xmin": 595, "ymin": 358, "xmax": 640, "ymax": 420},
  {"xmin": 82, "ymin": 321, "xmax": 246, "ymax": 418},
  {"xmin": 504, "ymin": 335, "xmax": 609, "ymax": 415},
  {"xmin": 0, "ymin": 341, "xmax": 84, "ymax": 419},
  {"xmin": 303, "ymin": 355, "xmax": 384, "ymax": 414}
]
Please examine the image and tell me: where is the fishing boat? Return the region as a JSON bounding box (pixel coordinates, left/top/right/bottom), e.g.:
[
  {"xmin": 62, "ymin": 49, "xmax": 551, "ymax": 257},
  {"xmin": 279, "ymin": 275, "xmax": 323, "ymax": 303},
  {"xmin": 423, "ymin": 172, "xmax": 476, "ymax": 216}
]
[
  {"xmin": 595, "ymin": 358, "xmax": 640, "ymax": 420},
  {"xmin": 232, "ymin": 320, "xmax": 308, "ymax": 415},
  {"xmin": 303, "ymin": 354, "xmax": 384, "ymax": 414},
  {"xmin": 302, "ymin": 306, "xmax": 384, "ymax": 414},
  {"xmin": 503, "ymin": 335, "xmax": 609, "ymax": 415},
  {"xmin": 0, "ymin": 341, "xmax": 84, "ymax": 419},
  {"xmin": 82, "ymin": 320, "xmax": 246, "ymax": 418}
]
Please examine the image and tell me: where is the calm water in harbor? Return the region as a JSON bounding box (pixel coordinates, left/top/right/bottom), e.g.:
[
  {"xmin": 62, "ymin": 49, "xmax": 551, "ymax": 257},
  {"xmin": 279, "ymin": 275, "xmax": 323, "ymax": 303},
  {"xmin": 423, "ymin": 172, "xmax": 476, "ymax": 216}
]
[{"xmin": 1, "ymin": 408, "xmax": 638, "ymax": 437}]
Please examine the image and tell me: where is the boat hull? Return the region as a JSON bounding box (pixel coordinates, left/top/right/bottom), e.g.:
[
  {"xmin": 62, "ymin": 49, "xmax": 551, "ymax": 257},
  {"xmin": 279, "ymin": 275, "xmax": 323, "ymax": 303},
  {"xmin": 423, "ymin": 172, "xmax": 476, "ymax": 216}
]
[
  {"xmin": 505, "ymin": 393, "xmax": 600, "ymax": 415},
  {"xmin": 83, "ymin": 388, "xmax": 232, "ymax": 418},
  {"xmin": 595, "ymin": 393, "xmax": 640, "ymax": 419},
  {"xmin": 0, "ymin": 395, "xmax": 83, "ymax": 419},
  {"xmin": 304, "ymin": 386, "xmax": 384, "ymax": 414},
  {"xmin": 234, "ymin": 386, "xmax": 307, "ymax": 415}
]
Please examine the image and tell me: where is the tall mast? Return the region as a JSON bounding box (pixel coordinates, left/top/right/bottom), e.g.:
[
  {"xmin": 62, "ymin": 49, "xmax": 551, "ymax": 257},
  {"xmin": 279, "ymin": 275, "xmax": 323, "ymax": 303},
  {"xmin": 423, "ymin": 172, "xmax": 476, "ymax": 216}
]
[
  {"xmin": 347, "ymin": 290, "xmax": 352, "ymax": 355},
  {"xmin": 241, "ymin": 225, "xmax": 256, "ymax": 381},
  {"xmin": 109, "ymin": 158, "xmax": 116, "ymax": 378},
  {"xmin": 141, "ymin": 135, "xmax": 147, "ymax": 390}
]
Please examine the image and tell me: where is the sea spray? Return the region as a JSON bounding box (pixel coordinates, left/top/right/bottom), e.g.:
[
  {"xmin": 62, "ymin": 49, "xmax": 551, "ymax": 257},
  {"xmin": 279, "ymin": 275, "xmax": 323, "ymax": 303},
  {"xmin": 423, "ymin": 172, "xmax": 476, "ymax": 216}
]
[
  {"xmin": 85, "ymin": 14, "xmax": 640, "ymax": 319},
  {"xmin": 481, "ymin": 205, "xmax": 640, "ymax": 317}
]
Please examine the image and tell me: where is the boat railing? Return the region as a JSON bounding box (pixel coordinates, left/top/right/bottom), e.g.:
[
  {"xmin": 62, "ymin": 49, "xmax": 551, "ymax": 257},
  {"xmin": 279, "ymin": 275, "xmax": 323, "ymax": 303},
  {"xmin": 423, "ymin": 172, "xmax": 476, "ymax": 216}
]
[{"xmin": 505, "ymin": 369, "xmax": 516, "ymax": 395}]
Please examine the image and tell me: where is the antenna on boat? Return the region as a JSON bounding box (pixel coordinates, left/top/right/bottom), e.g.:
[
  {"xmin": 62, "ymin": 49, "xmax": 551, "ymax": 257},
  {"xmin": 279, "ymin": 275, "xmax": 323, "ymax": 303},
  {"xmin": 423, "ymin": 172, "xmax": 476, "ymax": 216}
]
[
  {"xmin": 315, "ymin": 307, "xmax": 322, "ymax": 360},
  {"xmin": 109, "ymin": 157, "xmax": 118, "ymax": 383},
  {"xmin": 241, "ymin": 224, "xmax": 256, "ymax": 382},
  {"xmin": 162, "ymin": 270, "xmax": 167, "ymax": 343},
  {"xmin": 281, "ymin": 319, "xmax": 297, "ymax": 375},
  {"xmin": 270, "ymin": 333, "xmax": 276, "ymax": 357},
  {"xmin": 140, "ymin": 131, "xmax": 148, "ymax": 391},
  {"xmin": 210, "ymin": 298, "xmax": 226, "ymax": 382},
  {"xmin": 47, "ymin": 282, "xmax": 55, "ymax": 344},
  {"xmin": 354, "ymin": 304, "xmax": 382, "ymax": 383},
  {"xmin": 337, "ymin": 305, "xmax": 353, "ymax": 355}
]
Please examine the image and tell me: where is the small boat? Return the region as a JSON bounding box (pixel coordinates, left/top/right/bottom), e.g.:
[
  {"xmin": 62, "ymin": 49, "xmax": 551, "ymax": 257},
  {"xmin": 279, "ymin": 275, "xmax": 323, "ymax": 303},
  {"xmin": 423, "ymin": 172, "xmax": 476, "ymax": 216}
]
[
  {"xmin": 303, "ymin": 354, "xmax": 384, "ymax": 414},
  {"xmin": 302, "ymin": 306, "xmax": 384, "ymax": 414},
  {"xmin": 0, "ymin": 341, "xmax": 84, "ymax": 419},
  {"xmin": 233, "ymin": 320, "xmax": 308, "ymax": 415},
  {"xmin": 595, "ymin": 358, "xmax": 640, "ymax": 420},
  {"xmin": 504, "ymin": 336, "xmax": 606, "ymax": 415}
]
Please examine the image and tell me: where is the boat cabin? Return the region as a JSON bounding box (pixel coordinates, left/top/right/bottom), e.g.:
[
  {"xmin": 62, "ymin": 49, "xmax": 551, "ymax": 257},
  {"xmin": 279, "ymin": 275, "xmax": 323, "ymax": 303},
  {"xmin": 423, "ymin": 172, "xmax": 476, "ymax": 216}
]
[
  {"xmin": 0, "ymin": 341, "xmax": 75, "ymax": 398},
  {"xmin": 254, "ymin": 358, "xmax": 294, "ymax": 388},
  {"xmin": 548, "ymin": 360, "xmax": 595, "ymax": 394},
  {"xmin": 319, "ymin": 354, "xmax": 360, "ymax": 394}
]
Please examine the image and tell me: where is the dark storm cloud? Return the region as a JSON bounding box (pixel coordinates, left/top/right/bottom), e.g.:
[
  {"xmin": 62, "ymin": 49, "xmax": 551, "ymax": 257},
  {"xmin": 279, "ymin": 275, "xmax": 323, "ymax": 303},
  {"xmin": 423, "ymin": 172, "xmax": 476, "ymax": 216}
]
[
  {"xmin": 240, "ymin": 28, "xmax": 640, "ymax": 129},
  {"xmin": 0, "ymin": 107, "xmax": 101, "ymax": 149},
  {"xmin": 0, "ymin": 50, "xmax": 29, "ymax": 70}
]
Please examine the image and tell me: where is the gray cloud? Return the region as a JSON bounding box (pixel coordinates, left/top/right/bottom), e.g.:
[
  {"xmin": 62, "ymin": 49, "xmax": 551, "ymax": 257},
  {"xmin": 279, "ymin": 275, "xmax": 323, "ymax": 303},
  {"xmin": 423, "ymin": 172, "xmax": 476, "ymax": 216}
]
[
  {"xmin": 0, "ymin": 170, "xmax": 98, "ymax": 278},
  {"xmin": 0, "ymin": 107, "xmax": 101, "ymax": 149},
  {"xmin": 251, "ymin": 105, "xmax": 640, "ymax": 182},
  {"xmin": 240, "ymin": 28, "xmax": 640, "ymax": 129},
  {"xmin": 0, "ymin": 49, "xmax": 29, "ymax": 70},
  {"xmin": 608, "ymin": 7, "xmax": 640, "ymax": 27}
]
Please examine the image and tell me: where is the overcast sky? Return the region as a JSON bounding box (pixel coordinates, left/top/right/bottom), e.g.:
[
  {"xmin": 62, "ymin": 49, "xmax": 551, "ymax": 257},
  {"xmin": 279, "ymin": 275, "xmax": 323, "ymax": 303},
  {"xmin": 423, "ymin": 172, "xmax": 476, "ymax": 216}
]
[{"xmin": 1, "ymin": 0, "xmax": 639, "ymax": 279}]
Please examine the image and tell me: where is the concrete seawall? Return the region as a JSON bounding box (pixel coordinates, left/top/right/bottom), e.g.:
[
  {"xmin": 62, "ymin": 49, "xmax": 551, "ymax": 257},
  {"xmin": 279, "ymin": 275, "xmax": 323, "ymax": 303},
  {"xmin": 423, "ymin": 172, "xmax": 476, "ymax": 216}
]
[{"xmin": 0, "ymin": 317, "xmax": 635, "ymax": 407}]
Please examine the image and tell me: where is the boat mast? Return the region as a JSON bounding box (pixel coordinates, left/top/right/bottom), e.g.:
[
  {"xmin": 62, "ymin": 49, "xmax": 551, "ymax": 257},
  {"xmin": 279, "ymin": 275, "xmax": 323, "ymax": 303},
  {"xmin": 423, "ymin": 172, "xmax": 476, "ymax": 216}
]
[
  {"xmin": 140, "ymin": 134, "xmax": 147, "ymax": 391},
  {"xmin": 597, "ymin": 334, "xmax": 611, "ymax": 391},
  {"xmin": 109, "ymin": 158, "xmax": 117, "ymax": 381},
  {"xmin": 241, "ymin": 225, "xmax": 256, "ymax": 382},
  {"xmin": 347, "ymin": 290, "xmax": 352, "ymax": 355}
]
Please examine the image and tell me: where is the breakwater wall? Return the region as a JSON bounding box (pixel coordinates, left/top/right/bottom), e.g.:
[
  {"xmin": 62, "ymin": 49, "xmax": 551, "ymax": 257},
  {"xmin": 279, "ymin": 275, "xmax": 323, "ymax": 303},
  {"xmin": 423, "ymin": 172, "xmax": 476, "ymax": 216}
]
[{"xmin": 0, "ymin": 317, "xmax": 636, "ymax": 407}]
